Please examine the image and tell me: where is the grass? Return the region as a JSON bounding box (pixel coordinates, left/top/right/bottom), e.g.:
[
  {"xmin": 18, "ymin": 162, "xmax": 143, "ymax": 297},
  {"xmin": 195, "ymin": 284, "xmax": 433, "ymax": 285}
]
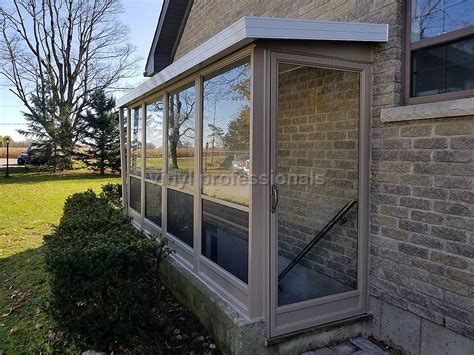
[{"xmin": 0, "ymin": 167, "xmax": 120, "ymax": 353}]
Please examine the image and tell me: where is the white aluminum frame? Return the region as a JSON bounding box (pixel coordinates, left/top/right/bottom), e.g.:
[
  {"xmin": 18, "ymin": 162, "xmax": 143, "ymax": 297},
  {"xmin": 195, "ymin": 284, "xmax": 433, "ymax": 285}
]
[{"xmin": 267, "ymin": 51, "xmax": 371, "ymax": 337}]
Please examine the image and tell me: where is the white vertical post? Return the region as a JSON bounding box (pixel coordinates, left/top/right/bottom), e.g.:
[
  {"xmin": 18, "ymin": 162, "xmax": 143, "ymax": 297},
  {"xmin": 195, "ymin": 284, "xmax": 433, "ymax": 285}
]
[
  {"xmin": 141, "ymin": 102, "xmax": 147, "ymax": 225},
  {"xmin": 194, "ymin": 75, "xmax": 203, "ymax": 271},
  {"xmin": 127, "ymin": 108, "xmax": 132, "ymax": 215},
  {"xmin": 162, "ymin": 92, "xmax": 169, "ymax": 236},
  {"xmin": 119, "ymin": 108, "xmax": 128, "ymax": 215},
  {"xmin": 248, "ymin": 47, "xmax": 267, "ymax": 320}
]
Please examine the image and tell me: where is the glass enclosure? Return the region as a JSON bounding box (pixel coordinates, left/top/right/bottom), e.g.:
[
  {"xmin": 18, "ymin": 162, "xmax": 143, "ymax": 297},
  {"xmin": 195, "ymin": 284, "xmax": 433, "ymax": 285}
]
[{"xmin": 121, "ymin": 47, "xmax": 367, "ymax": 337}]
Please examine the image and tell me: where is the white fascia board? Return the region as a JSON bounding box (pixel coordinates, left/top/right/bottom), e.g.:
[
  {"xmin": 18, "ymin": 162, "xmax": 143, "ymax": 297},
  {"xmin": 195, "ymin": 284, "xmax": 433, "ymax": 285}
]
[
  {"xmin": 244, "ymin": 17, "xmax": 389, "ymax": 42},
  {"xmin": 117, "ymin": 16, "xmax": 388, "ymax": 107}
]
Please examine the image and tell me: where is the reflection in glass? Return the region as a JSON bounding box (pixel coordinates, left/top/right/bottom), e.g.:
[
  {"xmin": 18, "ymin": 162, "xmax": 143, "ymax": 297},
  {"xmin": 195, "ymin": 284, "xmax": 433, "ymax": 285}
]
[
  {"xmin": 412, "ymin": 36, "xmax": 474, "ymax": 96},
  {"xmin": 168, "ymin": 84, "xmax": 195, "ymax": 191},
  {"xmin": 202, "ymin": 58, "xmax": 251, "ymax": 206},
  {"xmin": 276, "ymin": 64, "xmax": 359, "ymax": 306},
  {"xmin": 131, "ymin": 107, "xmax": 142, "ymax": 176},
  {"xmin": 130, "ymin": 176, "xmax": 141, "ymax": 213},
  {"xmin": 145, "ymin": 182, "xmax": 162, "ymax": 226},
  {"xmin": 411, "ymin": 0, "xmax": 474, "ymax": 41},
  {"xmin": 167, "ymin": 189, "xmax": 193, "ymax": 247},
  {"xmin": 146, "ymin": 98, "xmax": 164, "ymax": 181},
  {"xmin": 202, "ymin": 199, "xmax": 249, "ymax": 283}
]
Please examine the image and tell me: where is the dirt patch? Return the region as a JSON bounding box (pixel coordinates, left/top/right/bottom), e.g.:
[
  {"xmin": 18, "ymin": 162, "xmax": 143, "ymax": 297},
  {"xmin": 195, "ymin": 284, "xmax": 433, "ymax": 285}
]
[{"xmin": 151, "ymin": 287, "xmax": 221, "ymax": 354}]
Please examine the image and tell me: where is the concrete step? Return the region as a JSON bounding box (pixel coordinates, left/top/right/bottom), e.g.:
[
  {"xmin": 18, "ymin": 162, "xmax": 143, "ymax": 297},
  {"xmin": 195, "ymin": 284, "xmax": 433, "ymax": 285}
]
[{"xmin": 303, "ymin": 337, "xmax": 389, "ymax": 355}]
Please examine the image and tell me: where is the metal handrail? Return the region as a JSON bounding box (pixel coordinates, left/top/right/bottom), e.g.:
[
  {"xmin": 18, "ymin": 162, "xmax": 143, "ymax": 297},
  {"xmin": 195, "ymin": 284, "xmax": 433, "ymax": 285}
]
[{"xmin": 278, "ymin": 200, "xmax": 358, "ymax": 283}]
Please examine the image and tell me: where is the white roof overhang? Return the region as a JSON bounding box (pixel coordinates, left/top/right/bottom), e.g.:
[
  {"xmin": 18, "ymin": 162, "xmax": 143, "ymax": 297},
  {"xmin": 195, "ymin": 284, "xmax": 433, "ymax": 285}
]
[{"xmin": 117, "ymin": 16, "xmax": 388, "ymax": 107}]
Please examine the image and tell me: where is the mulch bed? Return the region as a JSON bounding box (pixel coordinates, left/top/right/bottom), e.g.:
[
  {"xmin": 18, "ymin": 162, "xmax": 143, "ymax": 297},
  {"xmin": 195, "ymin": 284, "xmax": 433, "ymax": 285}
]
[{"xmin": 156, "ymin": 287, "xmax": 221, "ymax": 355}]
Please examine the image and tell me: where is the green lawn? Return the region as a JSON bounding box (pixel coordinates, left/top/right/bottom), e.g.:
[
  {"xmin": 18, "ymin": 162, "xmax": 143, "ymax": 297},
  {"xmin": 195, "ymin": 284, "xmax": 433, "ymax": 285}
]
[{"xmin": 0, "ymin": 167, "xmax": 120, "ymax": 353}]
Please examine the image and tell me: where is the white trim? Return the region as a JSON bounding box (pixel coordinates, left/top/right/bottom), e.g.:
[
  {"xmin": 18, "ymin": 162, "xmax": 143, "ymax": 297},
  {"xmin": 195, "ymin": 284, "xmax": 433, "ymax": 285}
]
[
  {"xmin": 381, "ymin": 97, "xmax": 474, "ymax": 123},
  {"xmin": 117, "ymin": 16, "xmax": 388, "ymax": 107}
]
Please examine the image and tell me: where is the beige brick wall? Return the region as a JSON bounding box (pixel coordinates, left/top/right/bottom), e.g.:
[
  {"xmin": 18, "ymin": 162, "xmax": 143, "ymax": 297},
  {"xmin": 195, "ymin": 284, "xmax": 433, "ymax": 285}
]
[
  {"xmin": 278, "ymin": 66, "xmax": 359, "ymax": 288},
  {"xmin": 172, "ymin": 0, "xmax": 474, "ymax": 345}
]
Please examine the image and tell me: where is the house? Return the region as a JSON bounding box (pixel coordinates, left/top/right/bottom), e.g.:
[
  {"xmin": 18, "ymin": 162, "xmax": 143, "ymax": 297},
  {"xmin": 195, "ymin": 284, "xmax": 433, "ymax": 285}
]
[{"xmin": 117, "ymin": 1, "xmax": 474, "ymax": 353}]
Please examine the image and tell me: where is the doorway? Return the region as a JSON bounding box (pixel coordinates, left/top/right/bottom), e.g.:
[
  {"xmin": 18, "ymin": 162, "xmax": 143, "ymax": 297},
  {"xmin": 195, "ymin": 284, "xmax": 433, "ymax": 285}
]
[{"xmin": 269, "ymin": 51, "xmax": 370, "ymax": 337}]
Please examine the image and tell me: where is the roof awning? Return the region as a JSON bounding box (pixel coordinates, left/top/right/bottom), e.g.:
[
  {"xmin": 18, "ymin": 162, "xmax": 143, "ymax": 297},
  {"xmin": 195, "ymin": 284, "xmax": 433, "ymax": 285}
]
[{"xmin": 117, "ymin": 16, "xmax": 388, "ymax": 107}]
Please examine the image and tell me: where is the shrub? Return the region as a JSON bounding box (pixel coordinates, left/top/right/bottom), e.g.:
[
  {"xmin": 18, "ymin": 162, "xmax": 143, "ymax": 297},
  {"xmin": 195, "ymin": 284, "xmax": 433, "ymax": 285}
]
[
  {"xmin": 99, "ymin": 182, "xmax": 122, "ymax": 208},
  {"xmin": 44, "ymin": 190, "xmax": 172, "ymax": 351}
]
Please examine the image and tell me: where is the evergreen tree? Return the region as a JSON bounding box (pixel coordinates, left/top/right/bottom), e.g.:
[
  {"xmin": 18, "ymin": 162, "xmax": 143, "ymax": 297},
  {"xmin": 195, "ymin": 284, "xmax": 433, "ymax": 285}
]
[
  {"xmin": 19, "ymin": 87, "xmax": 66, "ymax": 170},
  {"xmin": 78, "ymin": 90, "xmax": 120, "ymax": 175}
]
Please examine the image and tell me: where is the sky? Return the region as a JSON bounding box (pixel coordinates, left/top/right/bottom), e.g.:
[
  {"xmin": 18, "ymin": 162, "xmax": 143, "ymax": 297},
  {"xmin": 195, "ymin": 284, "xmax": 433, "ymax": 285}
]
[{"xmin": 0, "ymin": 0, "xmax": 163, "ymax": 142}]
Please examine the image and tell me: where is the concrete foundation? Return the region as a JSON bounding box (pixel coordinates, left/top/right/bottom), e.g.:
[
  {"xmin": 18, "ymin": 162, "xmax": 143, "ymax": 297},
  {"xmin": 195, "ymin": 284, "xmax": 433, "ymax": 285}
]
[
  {"xmin": 160, "ymin": 255, "xmax": 371, "ymax": 354},
  {"xmin": 371, "ymin": 297, "xmax": 474, "ymax": 355}
]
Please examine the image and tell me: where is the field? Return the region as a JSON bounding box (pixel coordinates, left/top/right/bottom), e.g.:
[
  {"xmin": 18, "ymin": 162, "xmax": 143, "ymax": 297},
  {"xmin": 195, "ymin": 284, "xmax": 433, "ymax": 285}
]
[
  {"xmin": 0, "ymin": 147, "xmax": 26, "ymax": 159},
  {"xmin": 0, "ymin": 167, "xmax": 120, "ymax": 353}
]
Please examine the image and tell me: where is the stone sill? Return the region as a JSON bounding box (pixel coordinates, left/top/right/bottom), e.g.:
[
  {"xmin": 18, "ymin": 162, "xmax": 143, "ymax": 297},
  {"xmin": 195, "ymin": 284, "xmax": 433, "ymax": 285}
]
[{"xmin": 380, "ymin": 97, "xmax": 474, "ymax": 123}]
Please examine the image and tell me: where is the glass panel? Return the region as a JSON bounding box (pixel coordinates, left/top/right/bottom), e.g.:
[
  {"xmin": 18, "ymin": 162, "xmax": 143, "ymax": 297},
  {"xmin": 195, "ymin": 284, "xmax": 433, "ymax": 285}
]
[
  {"xmin": 412, "ymin": 36, "xmax": 474, "ymax": 96},
  {"xmin": 411, "ymin": 0, "xmax": 474, "ymax": 41},
  {"xmin": 276, "ymin": 64, "xmax": 359, "ymax": 306},
  {"xmin": 131, "ymin": 107, "xmax": 142, "ymax": 176},
  {"xmin": 202, "ymin": 58, "xmax": 251, "ymax": 206},
  {"xmin": 168, "ymin": 83, "xmax": 195, "ymax": 191},
  {"xmin": 146, "ymin": 98, "xmax": 164, "ymax": 181},
  {"xmin": 130, "ymin": 176, "xmax": 141, "ymax": 213},
  {"xmin": 202, "ymin": 199, "xmax": 249, "ymax": 283},
  {"xmin": 167, "ymin": 189, "xmax": 193, "ymax": 247},
  {"xmin": 145, "ymin": 182, "xmax": 162, "ymax": 227}
]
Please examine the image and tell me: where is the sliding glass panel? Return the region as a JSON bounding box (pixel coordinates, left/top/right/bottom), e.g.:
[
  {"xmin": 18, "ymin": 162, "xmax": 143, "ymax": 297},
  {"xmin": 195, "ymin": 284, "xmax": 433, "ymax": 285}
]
[
  {"xmin": 130, "ymin": 176, "xmax": 141, "ymax": 213},
  {"xmin": 131, "ymin": 107, "xmax": 142, "ymax": 177},
  {"xmin": 202, "ymin": 58, "xmax": 251, "ymax": 206},
  {"xmin": 167, "ymin": 189, "xmax": 193, "ymax": 247},
  {"xmin": 168, "ymin": 83, "xmax": 195, "ymax": 191},
  {"xmin": 146, "ymin": 98, "xmax": 164, "ymax": 181},
  {"xmin": 145, "ymin": 182, "xmax": 162, "ymax": 227},
  {"xmin": 202, "ymin": 199, "xmax": 249, "ymax": 283},
  {"xmin": 276, "ymin": 64, "xmax": 359, "ymax": 306}
]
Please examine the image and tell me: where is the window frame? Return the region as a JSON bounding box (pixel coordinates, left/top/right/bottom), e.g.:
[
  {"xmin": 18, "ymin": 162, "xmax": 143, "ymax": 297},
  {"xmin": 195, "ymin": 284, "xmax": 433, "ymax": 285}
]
[{"xmin": 404, "ymin": 0, "xmax": 474, "ymax": 105}]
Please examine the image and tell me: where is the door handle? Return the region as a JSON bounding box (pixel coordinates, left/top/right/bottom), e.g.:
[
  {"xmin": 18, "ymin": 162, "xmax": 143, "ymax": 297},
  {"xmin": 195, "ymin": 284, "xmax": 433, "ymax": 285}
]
[{"xmin": 271, "ymin": 184, "xmax": 279, "ymax": 213}]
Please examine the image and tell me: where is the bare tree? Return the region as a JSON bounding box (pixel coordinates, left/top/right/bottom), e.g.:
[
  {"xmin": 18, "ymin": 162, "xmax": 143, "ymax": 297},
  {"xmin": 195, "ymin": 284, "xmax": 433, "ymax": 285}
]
[
  {"xmin": 0, "ymin": 0, "xmax": 137, "ymax": 167},
  {"xmin": 168, "ymin": 89, "xmax": 195, "ymax": 170}
]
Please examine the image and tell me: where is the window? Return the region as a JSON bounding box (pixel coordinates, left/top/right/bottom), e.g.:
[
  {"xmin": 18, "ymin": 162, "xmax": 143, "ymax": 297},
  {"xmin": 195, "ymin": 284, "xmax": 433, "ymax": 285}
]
[
  {"xmin": 167, "ymin": 83, "xmax": 195, "ymax": 246},
  {"xmin": 130, "ymin": 107, "xmax": 142, "ymax": 213},
  {"xmin": 202, "ymin": 58, "xmax": 251, "ymax": 206},
  {"xmin": 168, "ymin": 83, "xmax": 195, "ymax": 191},
  {"xmin": 406, "ymin": 0, "xmax": 474, "ymax": 103},
  {"xmin": 145, "ymin": 97, "xmax": 164, "ymax": 227},
  {"xmin": 201, "ymin": 58, "xmax": 251, "ymax": 282},
  {"xmin": 130, "ymin": 107, "xmax": 142, "ymax": 176},
  {"xmin": 145, "ymin": 182, "xmax": 162, "ymax": 226},
  {"xmin": 146, "ymin": 98, "xmax": 164, "ymax": 181}
]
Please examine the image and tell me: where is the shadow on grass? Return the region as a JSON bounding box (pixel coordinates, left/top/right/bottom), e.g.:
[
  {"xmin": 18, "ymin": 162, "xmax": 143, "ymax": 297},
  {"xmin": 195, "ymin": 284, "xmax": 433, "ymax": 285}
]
[
  {"xmin": 0, "ymin": 246, "xmax": 56, "ymax": 353},
  {"xmin": 0, "ymin": 166, "xmax": 120, "ymax": 185}
]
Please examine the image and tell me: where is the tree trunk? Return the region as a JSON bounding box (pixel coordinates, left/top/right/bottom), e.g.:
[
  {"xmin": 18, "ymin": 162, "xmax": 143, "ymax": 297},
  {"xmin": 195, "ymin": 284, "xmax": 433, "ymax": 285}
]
[{"xmin": 170, "ymin": 138, "xmax": 179, "ymax": 170}]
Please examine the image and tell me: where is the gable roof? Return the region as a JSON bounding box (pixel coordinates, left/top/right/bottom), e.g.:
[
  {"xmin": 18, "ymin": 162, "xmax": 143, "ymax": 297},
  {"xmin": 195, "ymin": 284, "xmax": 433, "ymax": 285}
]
[{"xmin": 144, "ymin": 0, "xmax": 193, "ymax": 77}]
